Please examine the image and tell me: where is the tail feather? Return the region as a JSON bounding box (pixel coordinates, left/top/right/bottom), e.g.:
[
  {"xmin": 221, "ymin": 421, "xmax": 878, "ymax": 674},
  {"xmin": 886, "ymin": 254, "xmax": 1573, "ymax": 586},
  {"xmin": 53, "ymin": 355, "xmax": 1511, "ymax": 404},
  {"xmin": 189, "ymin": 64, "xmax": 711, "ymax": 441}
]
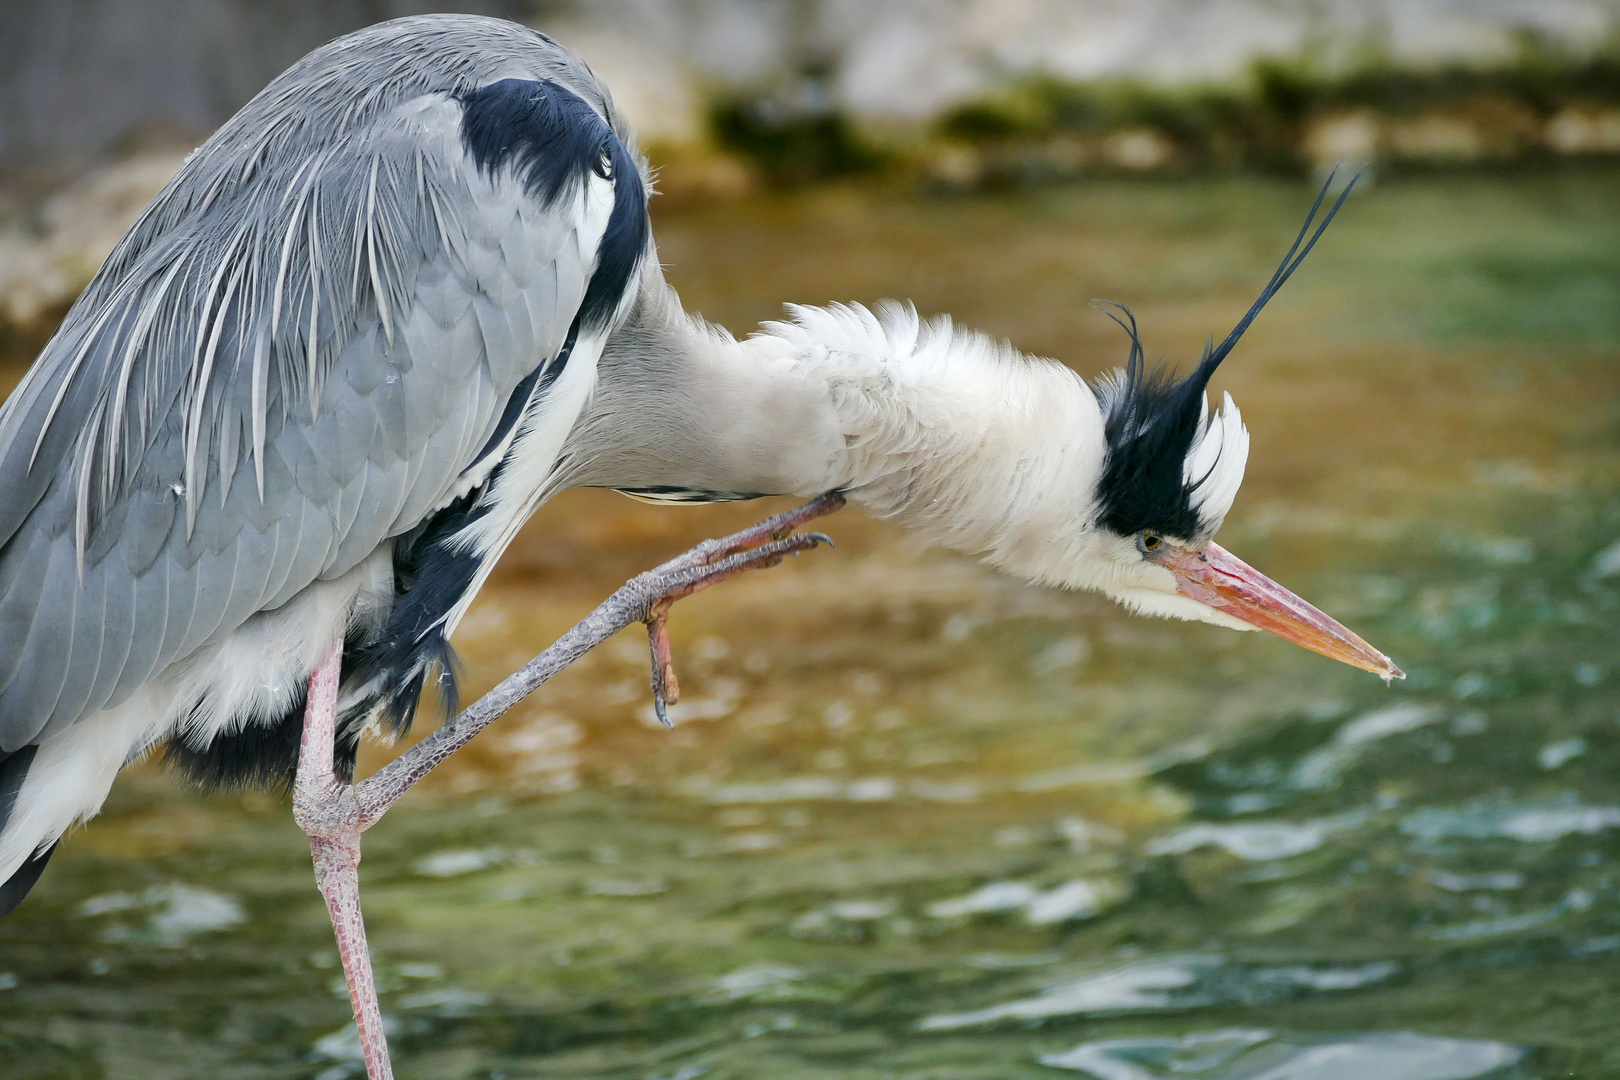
[
  {"xmin": 0, "ymin": 843, "xmax": 55, "ymax": 917},
  {"xmin": 0, "ymin": 745, "xmax": 51, "ymax": 916}
]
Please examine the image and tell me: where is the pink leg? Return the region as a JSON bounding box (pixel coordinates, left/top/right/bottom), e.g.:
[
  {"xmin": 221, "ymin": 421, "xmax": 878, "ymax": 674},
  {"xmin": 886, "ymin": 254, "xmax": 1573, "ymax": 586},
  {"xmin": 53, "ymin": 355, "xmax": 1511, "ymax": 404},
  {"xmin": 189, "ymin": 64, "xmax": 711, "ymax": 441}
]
[
  {"xmin": 290, "ymin": 493, "xmax": 846, "ymax": 1080},
  {"xmin": 355, "ymin": 492, "xmax": 844, "ymax": 816},
  {"xmin": 294, "ymin": 637, "xmax": 394, "ymax": 1080}
]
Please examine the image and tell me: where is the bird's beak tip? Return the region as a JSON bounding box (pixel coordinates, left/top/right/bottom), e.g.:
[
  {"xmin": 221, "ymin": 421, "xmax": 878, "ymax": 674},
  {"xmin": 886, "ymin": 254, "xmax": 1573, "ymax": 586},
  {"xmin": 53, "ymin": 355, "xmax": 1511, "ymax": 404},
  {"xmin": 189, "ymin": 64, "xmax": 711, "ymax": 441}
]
[{"xmin": 1163, "ymin": 541, "xmax": 1401, "ymax": 680}]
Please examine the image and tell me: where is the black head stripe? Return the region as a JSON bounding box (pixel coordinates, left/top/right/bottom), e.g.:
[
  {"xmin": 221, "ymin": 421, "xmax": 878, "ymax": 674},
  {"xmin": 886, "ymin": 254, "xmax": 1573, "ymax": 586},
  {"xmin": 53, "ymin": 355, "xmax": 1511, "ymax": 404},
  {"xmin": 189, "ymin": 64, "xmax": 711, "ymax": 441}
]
[
  {"xmin": 458, "ymin": 78, "xmax": 648, "ymax": 331},
  {"xmin": 1093, "ymin": 169, "xmax": 1359, "ymax": 539},
  {"xmin": 1092, "ymin": 302, "xmax": 1209, "ymax": 540}
]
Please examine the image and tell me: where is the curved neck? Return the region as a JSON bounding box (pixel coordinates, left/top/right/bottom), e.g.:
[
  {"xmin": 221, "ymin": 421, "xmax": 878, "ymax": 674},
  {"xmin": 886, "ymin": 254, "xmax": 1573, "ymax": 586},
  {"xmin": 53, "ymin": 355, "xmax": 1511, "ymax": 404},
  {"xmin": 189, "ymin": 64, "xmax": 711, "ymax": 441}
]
[{"xmin": 562, "ymin": 280, "xmax": 1110, "ymax": 586}]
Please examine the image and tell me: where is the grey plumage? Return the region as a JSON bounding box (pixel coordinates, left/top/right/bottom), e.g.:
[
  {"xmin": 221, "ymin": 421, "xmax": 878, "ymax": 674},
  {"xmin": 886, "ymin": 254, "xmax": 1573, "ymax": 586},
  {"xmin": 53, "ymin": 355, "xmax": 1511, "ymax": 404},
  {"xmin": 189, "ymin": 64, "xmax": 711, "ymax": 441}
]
[
  {"xmin": 0, "ymin": 12, "xmax": 1370, "ymax": 921},
  {"xmin": 0, "ymin": 16, "xmax": 637, "ymax": 751}
]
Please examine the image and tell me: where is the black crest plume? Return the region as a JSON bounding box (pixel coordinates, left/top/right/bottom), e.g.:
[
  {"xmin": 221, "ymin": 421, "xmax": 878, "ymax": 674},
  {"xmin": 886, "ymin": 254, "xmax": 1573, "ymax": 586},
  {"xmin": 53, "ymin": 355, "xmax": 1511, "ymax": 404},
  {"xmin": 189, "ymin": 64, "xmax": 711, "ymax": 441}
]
[{"xmin": 1093, "ymin": 168, "xmax": 1359, "ymax": 541}]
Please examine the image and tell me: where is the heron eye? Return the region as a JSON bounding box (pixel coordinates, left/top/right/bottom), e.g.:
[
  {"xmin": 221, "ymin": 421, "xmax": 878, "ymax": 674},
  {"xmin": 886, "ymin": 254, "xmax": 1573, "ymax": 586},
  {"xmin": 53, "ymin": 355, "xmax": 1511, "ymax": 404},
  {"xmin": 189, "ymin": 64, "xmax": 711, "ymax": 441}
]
[
  {"xmin": 1137, "ymin": 532, "xmax": 1163, "ymax": 555},
  {"xmin": 595, "ymin": 149, "xmax": 613, "ymax": 178}
]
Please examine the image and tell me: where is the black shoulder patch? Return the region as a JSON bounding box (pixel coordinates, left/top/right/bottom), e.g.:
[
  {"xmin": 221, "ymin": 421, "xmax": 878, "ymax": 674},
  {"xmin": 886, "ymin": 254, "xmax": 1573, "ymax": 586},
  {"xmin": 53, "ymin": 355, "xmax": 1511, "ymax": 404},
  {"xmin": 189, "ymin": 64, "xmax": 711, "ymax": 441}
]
[
  {"xmin": 1092, "ymin": 171, "xmax": 1358, "ymax": 540},
  {"xmin": 458, "ymin": 78, "xmax": 649, "ymax": 331}
]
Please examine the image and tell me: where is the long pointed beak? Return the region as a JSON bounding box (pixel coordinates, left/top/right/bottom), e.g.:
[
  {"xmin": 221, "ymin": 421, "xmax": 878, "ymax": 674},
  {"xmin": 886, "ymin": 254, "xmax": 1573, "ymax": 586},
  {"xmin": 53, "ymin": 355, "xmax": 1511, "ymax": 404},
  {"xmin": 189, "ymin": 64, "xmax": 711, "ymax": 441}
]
[{"xmin": 1159, "ymin": 542, "xmax": 1404, "ymax": 680}]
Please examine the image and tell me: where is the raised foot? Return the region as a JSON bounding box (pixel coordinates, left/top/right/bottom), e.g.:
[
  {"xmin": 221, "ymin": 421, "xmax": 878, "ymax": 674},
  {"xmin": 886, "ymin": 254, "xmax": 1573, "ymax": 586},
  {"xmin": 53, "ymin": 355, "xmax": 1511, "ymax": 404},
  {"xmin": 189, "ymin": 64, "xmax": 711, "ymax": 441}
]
[{"xmin": 641, "ymin": 492, "xmax": 844, "ymax": 726}]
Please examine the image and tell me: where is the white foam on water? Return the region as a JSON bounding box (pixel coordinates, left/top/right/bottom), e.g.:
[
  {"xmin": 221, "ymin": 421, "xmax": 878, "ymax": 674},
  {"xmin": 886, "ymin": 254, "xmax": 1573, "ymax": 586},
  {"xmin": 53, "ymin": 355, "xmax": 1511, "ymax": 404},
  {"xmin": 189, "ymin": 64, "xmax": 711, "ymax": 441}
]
[
  {"xmin": 712, "ymin": 962, "xmax": 805, "ymax": 999},
  {"xmin": 1294, "ymin": 705, "xmax": 1447, "ymax": 789},
  {"xmin": 827, "ymin": 900, "xmax": 895, "ymax": 921},
  {"xmin": 1026, "ymin": 880, "xmax": 1114, "ymax": 925},
  {"xmin": 1039, "ymin": 1030, "xmax": 1522, "ymax": 1080},
  {"xmin": 926, "ymin": 881, "xmax": 1040, "ymax": 918},
  {"xmin": 79, "ymin": 884, "xmax": 245, "ymax": 946},
  {"xmin": 1538, "ymin": 738, "xmax": 1588, "ymax": 770},
  {"xmin": 847, "ymin": 777, "xmax": 898, "ymax": 801},
  {"xmin": 411, "ymin": 848, "xmax": 506, "ymax": 877},
  {"xmin": 1402, "ymin": 800, "xmax": 1620, "ymax": 843},
  {"xmin": 919, "ymin": 956, "xmax": 1220, "ymax": 1029},
  {"xmin": 1255, "ymin": 961, "xmax": 1397, "ymax": 991},
  {"xmin": 1039, "ymin": 1029, "xmax": 1271, "ymax": 1080},
  {"xmin": 918, "ymin": 956, "xmax": 1398, "ymax": 1030},
  {"xmin": 925, "ymin": 878, "xmax": 1123, "ymax": 923},
  {"xmin": 1146, "ymin": 822, "xmax": 1327, "ymax": 861},
  {"xmin": 1244, "ymin": 1034, "xmax": 1521, "ymax": 1080},
  {"xmin": 1591, "ymin": 538, "xmax": 1620, "ymax": 577}
]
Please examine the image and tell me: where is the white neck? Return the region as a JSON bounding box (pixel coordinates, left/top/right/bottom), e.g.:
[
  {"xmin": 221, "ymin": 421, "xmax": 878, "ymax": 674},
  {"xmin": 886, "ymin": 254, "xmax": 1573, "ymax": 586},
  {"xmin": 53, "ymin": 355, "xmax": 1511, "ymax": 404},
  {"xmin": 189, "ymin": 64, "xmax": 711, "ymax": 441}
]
[
  {"xmin": 563, "ymin": 284, "xmax": 1111, "ymax": 587},
  {"xmin": 752, "ymin": 302, "xmax": 1110, "ymax": 585}
]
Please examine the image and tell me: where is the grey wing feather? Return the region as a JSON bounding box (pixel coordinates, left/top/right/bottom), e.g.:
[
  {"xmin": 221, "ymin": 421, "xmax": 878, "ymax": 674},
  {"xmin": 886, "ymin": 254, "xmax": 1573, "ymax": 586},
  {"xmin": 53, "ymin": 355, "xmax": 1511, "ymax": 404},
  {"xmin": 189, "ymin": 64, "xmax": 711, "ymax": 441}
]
[
  {"xmin": 0, "ymin": 18, "xmax": 628, "ymax": 750},
  {"xmin": 0, "ymin": 532, "xmax": 45, "ymax": 691},
  {"xmin": 56, "ymin": 570, "xmax": 108, "ymax": 723},
  {"xmin": 85, "ymin": 555, "xmax": 137, "ymax": 713},
  {"xmin": 109, "ymin": 559, "xmax": 170, "ymax": 705},
  {"xmin": 5, "ymin": 541, "xmax": 79, "ymax": 724}
]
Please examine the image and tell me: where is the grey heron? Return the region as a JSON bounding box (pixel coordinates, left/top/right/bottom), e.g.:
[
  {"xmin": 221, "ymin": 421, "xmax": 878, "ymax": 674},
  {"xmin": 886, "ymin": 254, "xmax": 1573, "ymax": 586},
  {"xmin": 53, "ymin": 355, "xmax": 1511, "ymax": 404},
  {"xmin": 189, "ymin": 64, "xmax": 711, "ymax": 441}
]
[{"xmin": 0, "ymin": 14, "xmax": 1400, "ymax": 1077}]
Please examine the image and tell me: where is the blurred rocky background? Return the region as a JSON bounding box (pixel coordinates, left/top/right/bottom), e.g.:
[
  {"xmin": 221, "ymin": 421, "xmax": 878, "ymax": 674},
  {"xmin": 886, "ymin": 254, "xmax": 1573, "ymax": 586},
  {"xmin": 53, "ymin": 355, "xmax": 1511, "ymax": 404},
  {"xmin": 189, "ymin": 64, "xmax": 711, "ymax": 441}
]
[{"xmin": 4, "ymin": 0, "xmax": 1620, "ymax": 338}]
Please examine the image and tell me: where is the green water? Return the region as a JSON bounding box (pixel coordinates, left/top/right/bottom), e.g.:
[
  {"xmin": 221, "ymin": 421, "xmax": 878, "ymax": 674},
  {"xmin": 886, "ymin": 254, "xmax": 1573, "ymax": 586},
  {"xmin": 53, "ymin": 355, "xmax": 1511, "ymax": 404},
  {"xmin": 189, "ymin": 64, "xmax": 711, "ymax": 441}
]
[{"xmin": 3, "ymin": 168, "xmax": 1620, "ymax": 1079}]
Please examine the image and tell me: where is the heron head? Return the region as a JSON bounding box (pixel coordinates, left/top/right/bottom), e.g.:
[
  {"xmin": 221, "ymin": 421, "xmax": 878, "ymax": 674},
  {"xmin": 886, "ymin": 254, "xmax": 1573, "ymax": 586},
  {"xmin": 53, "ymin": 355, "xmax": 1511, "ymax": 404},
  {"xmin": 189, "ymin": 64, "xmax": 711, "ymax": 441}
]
[
  {"xmin": 1079, "ymin": 329, "xmax": 1397, "ymax": 680},
  {"xmin": 1072, "ymin": 174, "xmax": 1402, "ymax": 680}
]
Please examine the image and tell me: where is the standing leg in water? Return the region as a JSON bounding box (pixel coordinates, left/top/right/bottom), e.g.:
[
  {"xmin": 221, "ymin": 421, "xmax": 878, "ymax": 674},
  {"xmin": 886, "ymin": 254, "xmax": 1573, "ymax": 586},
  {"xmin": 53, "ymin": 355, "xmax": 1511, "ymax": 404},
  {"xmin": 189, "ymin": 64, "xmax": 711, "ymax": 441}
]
[{"xmin": 291, "ymin": 495, "xmax": 844, "ymax": 1079}]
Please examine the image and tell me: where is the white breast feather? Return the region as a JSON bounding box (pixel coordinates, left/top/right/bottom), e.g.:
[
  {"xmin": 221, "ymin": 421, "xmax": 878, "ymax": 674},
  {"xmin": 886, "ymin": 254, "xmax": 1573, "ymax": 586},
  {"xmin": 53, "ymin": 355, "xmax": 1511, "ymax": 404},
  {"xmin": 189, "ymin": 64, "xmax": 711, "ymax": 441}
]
[{"xmin": 442, "ymin": 170, "xmax": 618, "ymax": 633}]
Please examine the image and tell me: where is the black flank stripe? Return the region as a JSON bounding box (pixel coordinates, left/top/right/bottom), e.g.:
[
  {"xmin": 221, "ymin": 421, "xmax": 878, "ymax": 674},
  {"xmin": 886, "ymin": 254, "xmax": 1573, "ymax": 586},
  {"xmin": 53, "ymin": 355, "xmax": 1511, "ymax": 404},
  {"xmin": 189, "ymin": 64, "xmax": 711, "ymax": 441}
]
[{"xmin": 462, "ymin": 318, "xmax": 579, "ymax": 478}]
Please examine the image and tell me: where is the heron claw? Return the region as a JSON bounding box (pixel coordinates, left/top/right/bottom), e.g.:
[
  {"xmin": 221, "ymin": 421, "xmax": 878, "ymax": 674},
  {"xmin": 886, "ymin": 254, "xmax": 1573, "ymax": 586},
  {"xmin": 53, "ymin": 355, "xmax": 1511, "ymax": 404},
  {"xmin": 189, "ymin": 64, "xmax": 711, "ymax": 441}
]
[
  {"xmin": 647, "ymin": 604, "xmax": 682, "ymax": 725},
  {"xmin": 638, "ymin": 495, "xmax": 844, "ymax": 729}
]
